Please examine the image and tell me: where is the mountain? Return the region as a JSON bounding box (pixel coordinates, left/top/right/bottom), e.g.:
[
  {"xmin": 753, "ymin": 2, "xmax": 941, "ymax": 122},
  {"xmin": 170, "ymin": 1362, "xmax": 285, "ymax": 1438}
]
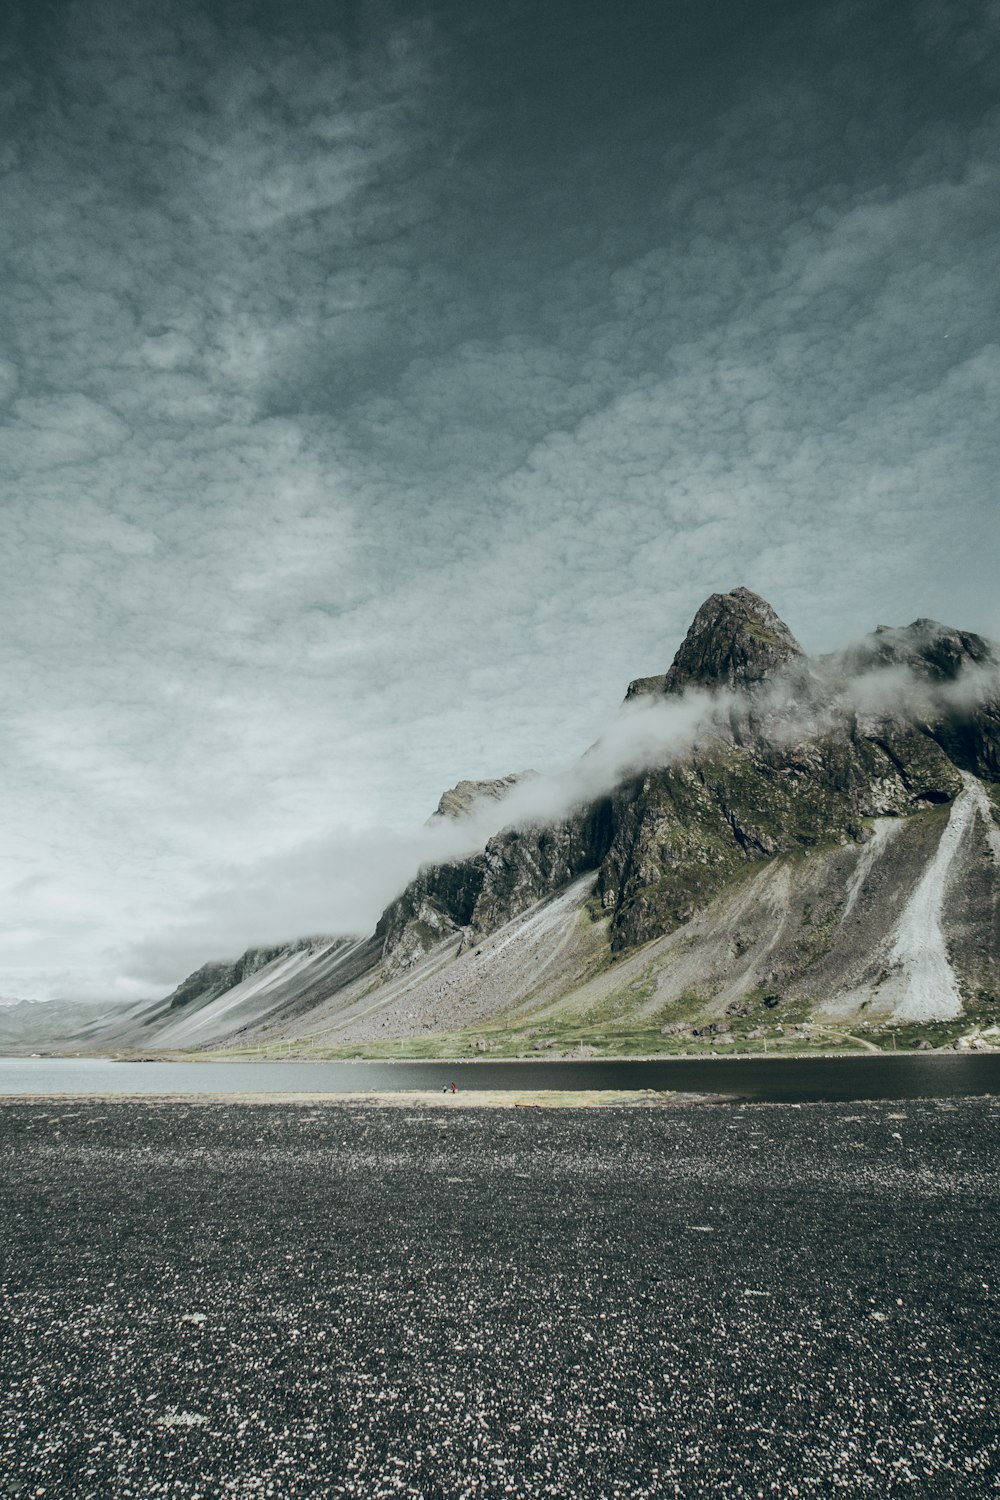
[
  {"xmin": 80, "ymin": 588, "xmax": 1000, "ymax": 1057},
  {"xmin": 0, "ymin": 996, "xmax": 116, "ymax": 1051},
  {"xmin": 77, "ymin": 937, "xmax": 377, "ymax": 1053}
]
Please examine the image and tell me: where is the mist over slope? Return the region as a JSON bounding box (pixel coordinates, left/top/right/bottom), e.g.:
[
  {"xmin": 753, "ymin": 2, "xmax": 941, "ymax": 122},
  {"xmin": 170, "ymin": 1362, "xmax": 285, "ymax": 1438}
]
[{"xmin": 44, "ymin": 588, "xmax": 1000, "ymax": 1057}]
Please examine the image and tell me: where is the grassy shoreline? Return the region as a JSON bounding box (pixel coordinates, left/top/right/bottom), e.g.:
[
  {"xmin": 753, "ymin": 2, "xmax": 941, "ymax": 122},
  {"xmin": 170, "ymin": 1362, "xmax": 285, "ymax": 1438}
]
[
  {"xmin": 7, "ymin": 1037, "xmax": 999, "ymax": 1064},
  {"xmin": 165, "ymin": 1039, "xmax": 998, "ymax": 1064},
  {"xmin": 176, "ymin": 1014, "xmax": 999, "ymax": 1063}
]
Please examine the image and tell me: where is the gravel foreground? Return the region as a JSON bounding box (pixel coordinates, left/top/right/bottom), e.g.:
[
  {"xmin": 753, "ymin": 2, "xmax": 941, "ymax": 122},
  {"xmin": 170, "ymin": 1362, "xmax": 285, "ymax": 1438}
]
[{"xmin": 1, "ymin": 1099, "xmax": 997, "ymax": 1498}]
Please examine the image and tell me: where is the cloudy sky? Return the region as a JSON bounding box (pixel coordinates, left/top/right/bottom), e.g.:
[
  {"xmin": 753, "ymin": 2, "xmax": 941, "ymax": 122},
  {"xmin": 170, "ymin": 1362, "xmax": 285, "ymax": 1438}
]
[{"xmin": 1, "ymin": 0, "xmax": 998, "ymax": 1000}]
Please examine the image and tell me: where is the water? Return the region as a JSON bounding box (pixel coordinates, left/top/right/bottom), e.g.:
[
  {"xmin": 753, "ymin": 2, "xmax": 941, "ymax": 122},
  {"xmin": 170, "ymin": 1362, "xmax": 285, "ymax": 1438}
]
[{"xmin": 1, "ymin": 1053, "xmax": 998, "ymax": 1102}]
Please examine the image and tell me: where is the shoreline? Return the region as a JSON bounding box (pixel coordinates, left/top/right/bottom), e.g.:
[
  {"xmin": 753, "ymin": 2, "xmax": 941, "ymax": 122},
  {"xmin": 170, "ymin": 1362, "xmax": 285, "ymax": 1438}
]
[
  {"xmin": 2, "ymin": 1089, "xmax": 997, "ymax": 1108},
  {"xmin": 0, "ymin": 1088, "xmax": 726, "ymax": 1108},
  {"xmin": 7, "ymin": 1044, "xmax": 998, "ymax": 1064}
]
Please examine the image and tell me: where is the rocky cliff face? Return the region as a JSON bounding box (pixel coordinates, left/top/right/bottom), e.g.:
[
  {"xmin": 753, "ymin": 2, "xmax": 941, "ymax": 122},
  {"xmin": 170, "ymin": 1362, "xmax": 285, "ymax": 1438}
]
[
  {"xmin": 375, "ymin": 803, "xmax": 613, "ymax": 972},
  {"xmin": 596, "ymin": 719, "xmax": 964, "ymax": 952}
]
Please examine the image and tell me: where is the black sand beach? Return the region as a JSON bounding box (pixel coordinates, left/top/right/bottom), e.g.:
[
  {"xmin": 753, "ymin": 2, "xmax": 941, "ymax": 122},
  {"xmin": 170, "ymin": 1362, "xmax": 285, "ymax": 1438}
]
[{"xmin": 1, "ymin": 1097, "xmax": 997, "ymax": 1497}]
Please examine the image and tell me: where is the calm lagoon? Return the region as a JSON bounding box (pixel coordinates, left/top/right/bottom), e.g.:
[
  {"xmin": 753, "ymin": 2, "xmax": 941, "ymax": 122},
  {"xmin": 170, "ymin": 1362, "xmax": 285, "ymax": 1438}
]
[{"xmin": 1, "ymin": 1052, "xmax": 998, "ymax": 1101}]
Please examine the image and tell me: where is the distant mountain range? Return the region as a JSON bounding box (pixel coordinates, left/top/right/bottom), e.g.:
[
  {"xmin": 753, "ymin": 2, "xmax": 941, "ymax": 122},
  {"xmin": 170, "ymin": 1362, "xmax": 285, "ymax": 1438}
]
[
  {"xmin": 0, "ymin": 996, "xmax": 119, "ymax": 1050},
  {"xmin": 19, "ymin": 588, "xmax": 1000, "ymax": 1058}
]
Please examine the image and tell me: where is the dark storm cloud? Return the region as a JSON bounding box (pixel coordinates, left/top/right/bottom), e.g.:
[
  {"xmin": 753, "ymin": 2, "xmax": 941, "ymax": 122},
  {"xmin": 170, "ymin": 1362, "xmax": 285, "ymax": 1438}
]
[{"xmin": 0, "ymin": 0, "xmax": 997, "ymax": 995}]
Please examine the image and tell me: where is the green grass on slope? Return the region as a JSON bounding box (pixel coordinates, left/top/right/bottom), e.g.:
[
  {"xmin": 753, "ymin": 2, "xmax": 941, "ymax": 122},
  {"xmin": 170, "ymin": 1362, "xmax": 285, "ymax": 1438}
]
[{"xmin": 207, "ymin": 1022, "xmax": 881, "ymax": 1061}]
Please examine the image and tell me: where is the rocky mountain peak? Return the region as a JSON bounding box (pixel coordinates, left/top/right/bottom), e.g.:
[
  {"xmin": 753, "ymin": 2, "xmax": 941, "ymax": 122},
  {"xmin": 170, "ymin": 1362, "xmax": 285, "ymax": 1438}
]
[
  {"xmin": 841, "ymin": 619, "xmax": 998, "ymax": 682},
  {"xmin": 663, "ymin": 587, "xmax": 805, "ymax": 694},
  {"xmin": 624, "ymin": 673, "xmax": 667, "ymax": 701},
  {"xmin": 431, "ymin": 772, "xmax": 535, "ymax": 822}
]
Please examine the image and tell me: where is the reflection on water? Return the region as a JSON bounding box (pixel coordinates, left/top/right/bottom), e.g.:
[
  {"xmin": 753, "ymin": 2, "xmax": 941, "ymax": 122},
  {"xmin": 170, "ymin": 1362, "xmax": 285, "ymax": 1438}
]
[{"xmin": 0, "ymin": 1053, "xmax": 998, "ymax": 1102}]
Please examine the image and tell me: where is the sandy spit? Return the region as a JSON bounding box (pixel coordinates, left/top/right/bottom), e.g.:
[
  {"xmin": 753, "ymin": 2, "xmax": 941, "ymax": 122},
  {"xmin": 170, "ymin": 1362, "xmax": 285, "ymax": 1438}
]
[{"xmin": 0, "ymin": 1088, "xmax": 720, "ymax": 1109}]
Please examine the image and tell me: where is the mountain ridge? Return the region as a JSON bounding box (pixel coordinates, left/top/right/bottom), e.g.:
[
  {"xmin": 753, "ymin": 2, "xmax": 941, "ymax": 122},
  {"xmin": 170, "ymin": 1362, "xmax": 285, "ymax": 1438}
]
[{"xmin": 35, "ymin": 588, "xmax": 1000, "ymax": 1057}]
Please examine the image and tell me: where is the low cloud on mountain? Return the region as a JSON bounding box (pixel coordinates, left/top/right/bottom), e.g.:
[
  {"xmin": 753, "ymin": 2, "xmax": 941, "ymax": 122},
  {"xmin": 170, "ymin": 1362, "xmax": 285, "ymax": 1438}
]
[{"xmin": 117, "ymin": 642, "xmax": 998, "ymax": 992}]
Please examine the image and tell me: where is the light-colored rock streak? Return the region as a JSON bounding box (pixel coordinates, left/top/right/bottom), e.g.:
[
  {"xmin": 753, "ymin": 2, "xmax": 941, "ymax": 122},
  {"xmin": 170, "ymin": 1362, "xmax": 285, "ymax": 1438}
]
[
  {"xmin": 840, "ymin": 818, "xmax": 900, "ymax": 923},
  {"xmin": 153, "ymin": 939, "xmax": 353, "ymax": 1047},
  {"xmin": 887, "ymin": 774, "xmax": 979, "ymax": 1021}
]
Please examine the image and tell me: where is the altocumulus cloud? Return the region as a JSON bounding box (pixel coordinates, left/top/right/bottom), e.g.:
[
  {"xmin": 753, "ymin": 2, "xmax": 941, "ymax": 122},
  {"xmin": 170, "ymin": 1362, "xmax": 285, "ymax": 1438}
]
[{"xmin": 0, "ymin": 0, "xmax": 998, "ymax": 998}]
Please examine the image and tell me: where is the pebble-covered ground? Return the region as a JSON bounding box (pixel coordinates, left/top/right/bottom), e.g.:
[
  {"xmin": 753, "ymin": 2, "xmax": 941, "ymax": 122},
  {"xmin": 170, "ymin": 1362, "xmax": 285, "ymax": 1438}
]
[{"xmin": 1, "ymin": 1097, "xmax": 997, "ymax": 1498}]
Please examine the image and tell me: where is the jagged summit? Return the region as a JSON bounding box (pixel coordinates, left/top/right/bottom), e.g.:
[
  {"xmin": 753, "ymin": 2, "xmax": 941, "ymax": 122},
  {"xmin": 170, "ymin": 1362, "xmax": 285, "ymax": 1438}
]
[
  {"xmin": 663, "ymin": 587, "xmax": 805, "ymax": 695},
  {"xmin": 839, "ymin": 618, "xmax": 998, "ymax": 682},
  {"xmin": 432, "ymin": 772, "xmax": 535, "ymax": 822}
]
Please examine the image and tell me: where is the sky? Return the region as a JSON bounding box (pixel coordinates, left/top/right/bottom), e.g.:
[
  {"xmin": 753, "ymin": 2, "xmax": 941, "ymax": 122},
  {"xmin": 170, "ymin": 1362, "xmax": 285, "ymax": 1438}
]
[{"xmin": 1, "ymin": 0, "xmax": 998, "ymax": 1001}]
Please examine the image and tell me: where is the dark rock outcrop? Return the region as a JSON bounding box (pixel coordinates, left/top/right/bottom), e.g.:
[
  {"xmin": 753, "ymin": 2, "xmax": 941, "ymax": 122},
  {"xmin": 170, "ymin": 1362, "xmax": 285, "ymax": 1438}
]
[
  {"xmin": 838, "ymin": 619, "xmax": 997, "ymax": 682},
  {"xmin": 376, "ymin": 803, "xmax": 614, "ymax": 970},
  {"xmin": 833, "ymin": 619, "xmax": 1000, "ymax": 783},
  {"xmin": 463, "ymin": 802, "xmax": 615, "ymax": 946},
  {"xmin": 375, "ymin": 858, "xmax": 486, "ymax": 970},
  {"xmin": 625, "ymin": 674, "xmax": 667, "ymax": 701}
]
